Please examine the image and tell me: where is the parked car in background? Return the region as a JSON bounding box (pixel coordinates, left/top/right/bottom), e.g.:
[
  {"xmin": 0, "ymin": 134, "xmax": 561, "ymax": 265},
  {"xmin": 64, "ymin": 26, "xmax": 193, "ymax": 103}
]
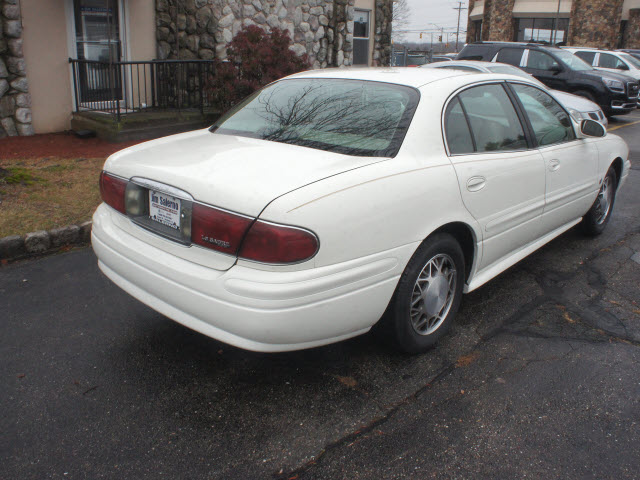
[
  {"xmin": 618, "ymin": 49, "xmax": 640, "ymax": 61},
  {"xmin": 423, "ymin": 60, "xmax": 608, "ymax": 126},
  {"xmin": 565, "ymin": 47, "xmax": 640, "ymax": 84},
  {"xmin": 457, "ymin": 42, "xmax": 640, "ymax": 116},
  {"xmin": 406, "ymin": 54, "xmax": 429, "ymax": 66},
  {"xmin": 429, "ymin": 56, "xmax": 455, "ymax": 63},
  {"xmin": 92, "ymin": 68, "xmax": 630, "ymax": 354}
]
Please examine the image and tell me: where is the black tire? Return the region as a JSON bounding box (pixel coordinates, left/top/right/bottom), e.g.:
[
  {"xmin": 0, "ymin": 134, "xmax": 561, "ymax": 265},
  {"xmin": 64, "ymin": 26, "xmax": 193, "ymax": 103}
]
[
  {"xmin": 582, "ymin": 166, "xmax": 617, "ymax": 236},
  {"xmin": 375, "ymin": 233, "xmax": 465, "ymax": 354}
]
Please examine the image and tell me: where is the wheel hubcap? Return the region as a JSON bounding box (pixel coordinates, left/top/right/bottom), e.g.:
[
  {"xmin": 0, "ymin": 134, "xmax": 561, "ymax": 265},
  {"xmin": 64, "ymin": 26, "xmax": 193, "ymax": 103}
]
[
  {"xmin": 595, "ymin": 176, "xmax": 613, "ymax": 225},
  {"xmin": 410, "ymin": 254, "xmax": 457, "ymax": 336}
]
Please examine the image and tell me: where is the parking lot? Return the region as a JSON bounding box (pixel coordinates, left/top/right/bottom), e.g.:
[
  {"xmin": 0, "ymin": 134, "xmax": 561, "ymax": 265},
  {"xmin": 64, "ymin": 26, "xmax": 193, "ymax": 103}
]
[{"xmin": 2, "ymin": 113, "xmax": 640, "ymax": 479}]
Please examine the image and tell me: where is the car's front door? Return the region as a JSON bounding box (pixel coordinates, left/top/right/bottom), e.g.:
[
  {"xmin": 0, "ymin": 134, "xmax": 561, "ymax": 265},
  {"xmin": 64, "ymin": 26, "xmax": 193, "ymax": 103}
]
[
  {"xmin": 509, "ymin": 83, "xmax": 599, "ymax": 232},
  {"xmin": 596, "ymin": 52, "xmax": 631, "ymax": 75},
  {"xmin": 523, "ymin": 50, "xmax": 568, "ymax": 91},
  {"xmin": 444, "ymin": 83, "xmax": 546, "ymax": 271}
]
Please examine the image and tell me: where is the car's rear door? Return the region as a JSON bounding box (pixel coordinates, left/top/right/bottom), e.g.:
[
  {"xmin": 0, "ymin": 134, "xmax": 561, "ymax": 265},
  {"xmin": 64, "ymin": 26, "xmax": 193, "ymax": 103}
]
[
  {"xmin": 443, "ymin": 82, "xmax": 546, "ymax": 271},
  {"xmin": 508, "ymin": 82, "xmax": 599, "ymax": 232}
]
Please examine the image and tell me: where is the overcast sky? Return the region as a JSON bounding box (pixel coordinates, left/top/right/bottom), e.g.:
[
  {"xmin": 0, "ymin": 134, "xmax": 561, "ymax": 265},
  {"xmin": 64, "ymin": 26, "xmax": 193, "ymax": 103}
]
[{"xmin": 397, "ymin": 0, "xmax": 468, "ymax": 43}]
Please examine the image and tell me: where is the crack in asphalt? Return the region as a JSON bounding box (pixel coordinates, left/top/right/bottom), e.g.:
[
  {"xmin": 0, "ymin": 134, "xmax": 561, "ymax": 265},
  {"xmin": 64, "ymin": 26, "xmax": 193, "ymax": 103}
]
[
  {"xmin": 275, "ymin": 229, "xmax": 640, "ymax": 479},
  {"xmin": 272, "ymin": 362, "xmax": 457, "ymax": 479}
]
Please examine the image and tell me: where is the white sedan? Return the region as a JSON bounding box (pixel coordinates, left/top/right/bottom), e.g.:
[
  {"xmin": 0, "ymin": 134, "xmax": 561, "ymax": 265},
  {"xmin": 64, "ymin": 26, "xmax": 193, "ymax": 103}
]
[
  {"xmin": 92, "ymin": 68, "xmax": 630, "ymax": 353},
  {"xmin": 423, "ymin": 60, "xmax": 609, "ymax": 126}
]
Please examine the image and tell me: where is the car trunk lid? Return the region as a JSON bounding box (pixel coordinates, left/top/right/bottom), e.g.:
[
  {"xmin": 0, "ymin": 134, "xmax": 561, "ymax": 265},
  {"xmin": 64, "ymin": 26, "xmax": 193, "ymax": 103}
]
[{"xmin": 102, "ymin": 129, "xmax": 385, "ymax": 270}]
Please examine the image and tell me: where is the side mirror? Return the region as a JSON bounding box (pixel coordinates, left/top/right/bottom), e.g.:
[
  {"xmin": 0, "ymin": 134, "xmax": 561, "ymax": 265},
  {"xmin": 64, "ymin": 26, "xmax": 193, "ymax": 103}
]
[
  {"xmin": 548, "ymin": 64, "xmax": 562, "ymax": 74},
  {"xmin": 617, "ymin": 64, "xmax": 629, "ymax": 71},
  {"xmin": 580, "ymin": 119, "xmax": 606, "ymax": 138}
]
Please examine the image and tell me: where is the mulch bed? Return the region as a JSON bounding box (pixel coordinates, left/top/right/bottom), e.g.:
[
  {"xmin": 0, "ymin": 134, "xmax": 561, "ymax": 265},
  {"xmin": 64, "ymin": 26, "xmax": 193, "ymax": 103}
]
[{"xmin": 0, "ymin": 132, "xmax": 145, "ymax": 160}]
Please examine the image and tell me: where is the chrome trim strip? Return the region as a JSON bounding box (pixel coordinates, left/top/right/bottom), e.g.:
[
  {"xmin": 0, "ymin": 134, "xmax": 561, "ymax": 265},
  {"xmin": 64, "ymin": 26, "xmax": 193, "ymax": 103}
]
[{"xmin": 130, "ymin": 177, "xmax": 194, "ymax": 201}]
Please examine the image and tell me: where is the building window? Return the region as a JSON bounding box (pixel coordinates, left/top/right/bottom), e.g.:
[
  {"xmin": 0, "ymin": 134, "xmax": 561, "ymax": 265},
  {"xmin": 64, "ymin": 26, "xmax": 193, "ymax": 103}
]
[
  {"xmin": 73, "ymin": 0, "xmax": 123, "ymax": 103},
  {"xmin": 515, "ymin": 18, "xmax": 569, "ymax": 44},
  {"xmin": 473, "ymin": 20, "xmax": 482, "ymax": 42},
  {"xmin": 74, "ymin": 0, "xmax": 121, "ymax": 62},
  {"xmin": 353, "ymin": 9, "xmax": 370, "ymax": 66}
]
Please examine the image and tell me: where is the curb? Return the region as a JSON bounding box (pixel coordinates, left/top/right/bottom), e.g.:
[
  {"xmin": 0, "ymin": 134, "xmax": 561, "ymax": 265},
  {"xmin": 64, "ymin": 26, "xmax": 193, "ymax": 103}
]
[{"xmin": 0, "ymin": 221, "xmax": 92, "ymax": 262}]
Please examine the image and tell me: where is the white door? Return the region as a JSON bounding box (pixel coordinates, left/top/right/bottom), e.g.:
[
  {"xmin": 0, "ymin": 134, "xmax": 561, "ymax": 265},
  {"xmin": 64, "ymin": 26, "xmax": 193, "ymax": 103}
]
[
  {"xmin": 509, "ymin": 83, "xmax": 599, "ymax": 231},
  {"xmin": 444, "ymin": 83, "xmax": 546, "ymax": 270}
]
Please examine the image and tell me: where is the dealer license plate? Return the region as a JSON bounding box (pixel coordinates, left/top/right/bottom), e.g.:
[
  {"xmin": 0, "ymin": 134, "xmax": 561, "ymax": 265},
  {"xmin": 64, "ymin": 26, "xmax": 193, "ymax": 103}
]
[{"xmin": 149, "ymin": 190, "xmax": 181, "ymax": 231}]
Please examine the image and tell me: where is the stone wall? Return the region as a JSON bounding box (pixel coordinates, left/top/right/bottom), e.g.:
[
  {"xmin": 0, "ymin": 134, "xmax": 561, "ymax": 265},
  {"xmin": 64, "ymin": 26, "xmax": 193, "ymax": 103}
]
[
  {"xmin": 622, "ymin": 8, "xmax": 640, "ymax": 49},
  {"xmin": 373, "ymin": 0, "xmax": 392, "ymax": 66},
  {"xmin": 479, "ymin": 0, "xmax": 493, "ymax": 41},
  {"xmin": 484, "ymin": 0, "xmax": 514, "ymax": 41},
  {"xmin": 465, "ymin": 0, "xmax": 478, "ymax": 43},
  {"xmin": 1, "ymin": 0, "xmax": 33, "ymax": 138},
  {"xmin": 568, "ymin": 0, "xmax": 624, "ymax": 49},
  {"xmin": 156, "ymin": 0, "xmax": 392, "ymax": 68}
]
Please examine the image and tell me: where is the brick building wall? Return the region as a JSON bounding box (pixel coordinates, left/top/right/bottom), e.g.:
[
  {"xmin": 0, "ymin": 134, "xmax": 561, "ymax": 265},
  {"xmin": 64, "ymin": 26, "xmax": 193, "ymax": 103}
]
[
  {"xmin": 568, "ymin": 0, "xmax": 624, "ymax": 49},
  {"xmin": 466, "ymin": 0, "xmax": 638, "ymax": 49},
  {"xmin": 466, "ymin": 0, "xmax": 480, "ymax": 41},
  {"xmin": 623, "ymin": 8, "xmax": 640, "ymax": 48},
  {"xmin": 483, "ymin": 0, "xmax": 516, "ymax": 41}
]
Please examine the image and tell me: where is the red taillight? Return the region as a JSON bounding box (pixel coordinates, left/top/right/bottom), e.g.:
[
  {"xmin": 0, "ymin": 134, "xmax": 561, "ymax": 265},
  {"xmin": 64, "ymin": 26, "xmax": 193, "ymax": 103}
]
[
  {"xmin": 191, "ymin": 203, "xmax": 253, "ymax": 255},
  {"xmin": 99, "ymin": 171, "xmax": 127, "ymax": 214},
  {"xmin": 238, "ymin": 221, "xmax": 318, "ymax": 264}
]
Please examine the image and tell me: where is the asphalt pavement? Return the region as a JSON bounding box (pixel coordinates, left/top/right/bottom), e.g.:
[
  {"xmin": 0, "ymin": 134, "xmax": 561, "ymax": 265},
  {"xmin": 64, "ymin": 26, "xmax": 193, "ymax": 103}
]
[{"xmin": 2, "ymin": 115, "xmax": 640, "ymax": 479}]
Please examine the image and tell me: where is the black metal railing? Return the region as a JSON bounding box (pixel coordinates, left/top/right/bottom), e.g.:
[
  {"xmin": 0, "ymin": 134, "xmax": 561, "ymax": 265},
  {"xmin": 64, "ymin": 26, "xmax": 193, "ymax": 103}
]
[{"xmin": 69, "ymin": 58, "xmax": 217, "ymax": 120}]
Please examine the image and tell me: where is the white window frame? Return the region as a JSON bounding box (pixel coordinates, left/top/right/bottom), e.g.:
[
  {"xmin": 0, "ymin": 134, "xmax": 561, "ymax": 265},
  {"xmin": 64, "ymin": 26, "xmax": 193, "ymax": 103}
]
[{"xmin": 353, "ymin": 9, "xmax": 371, "ymax": 66}]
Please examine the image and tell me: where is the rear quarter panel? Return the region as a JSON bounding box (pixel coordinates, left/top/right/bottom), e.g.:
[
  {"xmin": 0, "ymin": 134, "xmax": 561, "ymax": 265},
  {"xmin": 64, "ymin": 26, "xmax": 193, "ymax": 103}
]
[
  {"xmin": 249, "ymin": 79, "xmax": 485, "ymax": 273},
  {"xmin": 256, "ymin": 157, "xmax": 478, "ymax": 270}
]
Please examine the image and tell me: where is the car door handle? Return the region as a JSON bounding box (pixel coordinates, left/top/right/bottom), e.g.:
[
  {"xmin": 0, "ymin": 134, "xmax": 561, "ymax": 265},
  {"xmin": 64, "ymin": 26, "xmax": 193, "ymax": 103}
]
[
  {"xmin": 548, "ymin": 159, "xmax": 561, "ymax": 171},
  {"xmin": 466, "ymin": 176, "xmax": 486, "ymax": 192}
]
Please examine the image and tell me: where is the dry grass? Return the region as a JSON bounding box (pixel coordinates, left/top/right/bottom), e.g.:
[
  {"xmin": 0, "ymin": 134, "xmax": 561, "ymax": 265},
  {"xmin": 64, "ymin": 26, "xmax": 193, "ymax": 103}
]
[{"xmin": 0, "ymin": 157, "xmax": 104, "ymax": 238}]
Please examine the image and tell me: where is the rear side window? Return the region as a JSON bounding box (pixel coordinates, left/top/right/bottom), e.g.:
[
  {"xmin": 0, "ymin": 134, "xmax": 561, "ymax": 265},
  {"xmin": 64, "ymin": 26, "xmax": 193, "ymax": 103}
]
[
  {"xmin": 598, "ymin": 53, "xmax": 627, "ymax": 70},
  {"xmin": 458, "ymin": 45, "xmax": 491, "ymax": 61},
  {"xmin": 445, "ymin": 84, "xmax": 527, "ymax": 153},
  {"xmin": 511, "ymin": 84, "xmax": 575, "ymax": 146},
  {"xmin": 496, "ymin": 48, "xmax": 524, "ymax": 66},
  {"xmin": 526, "ymin": 51, "xmax": 560, "ymax": 71},
  {"xmin": 444, "ymin": 98, "xmax": 474, "ymax": 155},
  {"xmin": 574, "ymin": 51, "xmax": 596, "ymax": 65}
]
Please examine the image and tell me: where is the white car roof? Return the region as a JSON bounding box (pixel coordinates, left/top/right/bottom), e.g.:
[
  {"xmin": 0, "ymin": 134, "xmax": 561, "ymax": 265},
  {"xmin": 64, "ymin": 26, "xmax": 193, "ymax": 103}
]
[
  {"xmin": 284, "ymin": 67, "xmax": 474, "ymax": 88},
  {"xmin": 284, "ymin": 67, "xmax": 543, "ymax": 91},
  {"xmin": 424, "ymin": 60, "xmax": 517, "ymax": 71}
]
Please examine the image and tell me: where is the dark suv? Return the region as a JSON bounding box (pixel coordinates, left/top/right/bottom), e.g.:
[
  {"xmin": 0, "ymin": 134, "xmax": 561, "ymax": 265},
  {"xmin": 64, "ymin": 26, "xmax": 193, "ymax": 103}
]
[{"xmin": 458, "ymin": 42, "xmax": 640, "ymax": 116}]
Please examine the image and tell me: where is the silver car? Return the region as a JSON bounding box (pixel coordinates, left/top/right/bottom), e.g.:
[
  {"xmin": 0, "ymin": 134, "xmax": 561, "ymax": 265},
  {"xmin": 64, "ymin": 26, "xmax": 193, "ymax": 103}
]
[{"xmin": 423, "ymin": 60, "xmax": 608, "ymax": 127}]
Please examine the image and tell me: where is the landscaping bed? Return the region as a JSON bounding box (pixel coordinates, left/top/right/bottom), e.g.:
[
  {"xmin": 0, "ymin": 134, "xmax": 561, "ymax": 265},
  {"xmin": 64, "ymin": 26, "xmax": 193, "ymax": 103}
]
[{"xmin": 0, "ymin": 132, "xmax": 143, "ymax": 239}]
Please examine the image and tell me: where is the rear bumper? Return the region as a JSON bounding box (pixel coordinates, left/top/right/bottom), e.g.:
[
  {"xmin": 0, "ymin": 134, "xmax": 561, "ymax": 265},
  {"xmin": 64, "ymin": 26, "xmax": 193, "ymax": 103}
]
[{"xmin": 92, "ymin": 204, "xmax": 414, "ymax": 352}]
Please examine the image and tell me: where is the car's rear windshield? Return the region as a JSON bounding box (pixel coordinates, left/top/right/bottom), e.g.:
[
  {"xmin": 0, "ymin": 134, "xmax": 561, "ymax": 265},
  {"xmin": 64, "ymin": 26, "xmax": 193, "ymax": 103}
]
[{"xmin": 210, "ymin": 78, "xmax": 420, "ymax": 157}]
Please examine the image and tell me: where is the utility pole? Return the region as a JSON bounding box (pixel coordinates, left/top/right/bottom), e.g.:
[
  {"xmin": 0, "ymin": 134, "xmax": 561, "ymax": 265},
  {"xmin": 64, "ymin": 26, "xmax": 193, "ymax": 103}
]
[{"xmin": 453, "ymin": 2, "xmax": 467, "ymax": 52}]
